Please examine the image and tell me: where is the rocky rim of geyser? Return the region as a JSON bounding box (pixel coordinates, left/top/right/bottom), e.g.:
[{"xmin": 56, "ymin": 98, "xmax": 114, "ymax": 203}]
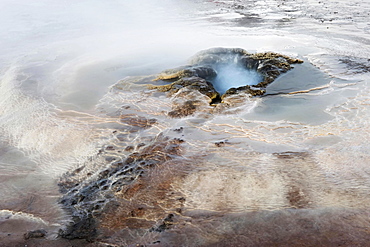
[
  {"xmin": 149, "ymin": 47, "xmax": 303, "ymax": 103},
  {"xmin": 57, "ymin": 48, "xmax": 303, "ymax": 243}
]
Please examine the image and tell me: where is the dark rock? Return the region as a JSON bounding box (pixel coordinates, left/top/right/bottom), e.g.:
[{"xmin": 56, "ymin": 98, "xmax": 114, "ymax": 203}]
[
  {"xmin": 72, "ymin": 166, "xmax": 84, "ymax": 174},
  {"xmin": 137, "ymin": 143, "xmax": 146, "ymax": 149},
  {"xmin": 151, "ymin": 214, "xmax": 175, "ymax": 232},
  {"xmin": 24, "ymin": 229, "xmax": 47, "ymax": 240},
  {"xmin": 178, "ymin": 197, "xmax": 186, "ymax": 203},
  {"xmin": 125, "ymin": 145, "xmax": 134, "ymax": 152},
  {"xmin": 173, "ymin": 127, "xmax": 184, "ymax": 132},
  {"xmin": 215, "ymin": 140, "xmax": 230, "ymax": 147},
  {"xmin": 105, "ymin": 145, "xmax": 115, "ymax": 151},
  {"xmin": 59, "ymin": 216, "xmax": 97, "ymax": 241}
]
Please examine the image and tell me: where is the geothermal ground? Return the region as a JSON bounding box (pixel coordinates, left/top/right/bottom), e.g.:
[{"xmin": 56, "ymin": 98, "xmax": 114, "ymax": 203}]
[{"xmin": 1, "ymin": 0, "xmax": 370, "ymax": 246}]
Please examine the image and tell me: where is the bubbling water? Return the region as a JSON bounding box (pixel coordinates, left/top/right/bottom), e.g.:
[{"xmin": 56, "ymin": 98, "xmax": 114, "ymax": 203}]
[{"xmin": 212, "ymin": 63, "xmax": 263, "ymax": 94}]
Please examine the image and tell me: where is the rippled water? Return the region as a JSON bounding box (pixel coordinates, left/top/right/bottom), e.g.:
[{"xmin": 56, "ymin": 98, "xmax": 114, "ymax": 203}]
[{"xmin": 1, "ymin": 0, "xmax": 370, "ymax": 246}]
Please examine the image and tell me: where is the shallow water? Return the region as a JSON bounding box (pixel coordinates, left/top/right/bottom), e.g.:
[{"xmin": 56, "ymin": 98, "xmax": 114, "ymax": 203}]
[{"xmin": 1, "ymin": 0, "xmax": 370, "ymax": 246}]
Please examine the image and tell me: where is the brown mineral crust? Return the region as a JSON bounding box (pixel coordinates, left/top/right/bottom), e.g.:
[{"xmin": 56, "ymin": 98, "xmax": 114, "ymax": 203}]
[
  {"xmin": 252, "ymin": 52, "xmax": 303, "ymax": 89},
  {"xmin": 58, "ymin": 135, "xmax": 185, "ymax": 241},
  {"xmin": 250, "ymin": 52, "xmax": 304, "ymax": 65},
  {"xmin": 148, "ymin": 48, "xmax": 303, "ymax": 102},
  {"xmin": 124, "ymin": 145, "xmax": 134, "ymax": 152},
  {"xmin": 222, "ymin": 85, "xmax": 265, "ymax": 99},
  {"xmin": 168, "ymin": 100, "xmax": 199, "ymax": 118},
  {"xmin": 154, "ymin": 66, "xmax": 217, "ymax": 82},
  {"xmin": 109, "ymin": 142, "xmax": 185, "ymax": 220},
  {"xmin": 138, "ymin": 136, "xmax": 184, "ymax": 158},
  {"xmin": 287, "ymin": 186, "xmax": 311, "ymax": 209},
  {"xmin": 100, "ymin": 159, "xmax": 188, "ymax": 231},
  {"xmin": 273, "ymin": 151, "xmax": 309, "ymax": 159},
  {"xmin": 149, "ymin": 77, "xmax": 220, "ymax": 101},
  {"xmin": 119, "ymin": 114, "xmax": 157, "ymax": 129}
]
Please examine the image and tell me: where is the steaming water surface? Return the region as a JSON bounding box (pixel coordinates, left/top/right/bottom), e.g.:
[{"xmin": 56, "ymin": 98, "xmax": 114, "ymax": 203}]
[
  {"xmin": 213, "ymin": 63, "xmax": 263, "ymax": 94},
  {"xmin": 1, "ymin": 0, "xmax": 370, "ymax": 245}
]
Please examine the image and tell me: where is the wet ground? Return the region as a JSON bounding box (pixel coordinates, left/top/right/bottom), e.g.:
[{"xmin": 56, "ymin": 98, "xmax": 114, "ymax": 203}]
[{"xmin": 2, "ymin": 0, "xmax": 370, "ymax": 246}]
